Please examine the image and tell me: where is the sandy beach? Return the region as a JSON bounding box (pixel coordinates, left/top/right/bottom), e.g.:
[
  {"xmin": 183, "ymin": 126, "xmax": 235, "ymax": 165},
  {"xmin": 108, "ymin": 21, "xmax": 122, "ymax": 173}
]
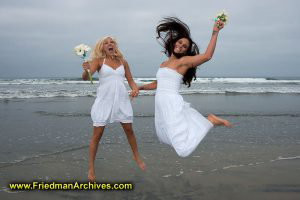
[{"xmin": 0, "ymin": 94, "xmax": 300, "ymax": 199}]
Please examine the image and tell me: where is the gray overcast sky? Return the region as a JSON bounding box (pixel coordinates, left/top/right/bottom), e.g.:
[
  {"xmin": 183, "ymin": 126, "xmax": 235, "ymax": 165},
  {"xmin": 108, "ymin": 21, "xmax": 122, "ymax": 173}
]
[{"xmin": 0, "ymin": 0, "xmax": 299, "ymax": 78}]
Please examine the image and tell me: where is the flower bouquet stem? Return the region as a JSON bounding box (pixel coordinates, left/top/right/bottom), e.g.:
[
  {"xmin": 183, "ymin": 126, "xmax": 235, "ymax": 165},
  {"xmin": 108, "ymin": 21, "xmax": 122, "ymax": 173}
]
[
  {"xmin": 82, "ymin": 58, "xmax": 93, "ymax": 84},
  {"xmin": 86, "ymin": 69, "xmax": 93, "ymax": 84}
]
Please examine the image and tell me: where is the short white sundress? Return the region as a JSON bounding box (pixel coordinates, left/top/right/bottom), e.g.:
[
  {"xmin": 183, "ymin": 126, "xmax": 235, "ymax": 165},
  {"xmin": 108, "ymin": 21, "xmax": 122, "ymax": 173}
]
[
  {"xmin": 155, "ymin": 67, "xmax": 214, "ymax": 157},
  {"xmin": 91, "ymin": 59, "xmax": 133, "ymax": 126}
]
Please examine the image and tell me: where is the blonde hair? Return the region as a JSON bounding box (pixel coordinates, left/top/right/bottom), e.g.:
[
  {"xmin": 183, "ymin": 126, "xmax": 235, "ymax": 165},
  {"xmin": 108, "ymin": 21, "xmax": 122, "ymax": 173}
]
[{"xmin": 91, "ymin": 36, "xmax": 124, "ymax": 60}]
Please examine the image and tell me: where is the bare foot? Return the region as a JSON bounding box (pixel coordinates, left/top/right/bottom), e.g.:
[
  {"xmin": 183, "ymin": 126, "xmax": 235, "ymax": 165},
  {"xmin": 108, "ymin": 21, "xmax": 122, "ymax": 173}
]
[
  {"xmin": 88, "ymin": 169, "xmax": 96, "ymax": 182},
  {"xmin": 134, "ymin": 156, "xmax": 146, "ymax": 171},
  {"xmin": 208, "ymin": 114, "xmax": 233, "ymax": 127}
]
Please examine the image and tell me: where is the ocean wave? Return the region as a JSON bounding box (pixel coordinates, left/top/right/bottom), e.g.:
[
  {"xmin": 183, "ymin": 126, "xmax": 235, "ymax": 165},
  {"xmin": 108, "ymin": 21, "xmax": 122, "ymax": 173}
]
[
  {"xmin": 35, "ymin": 111, "xmax": 90, "ymax": 117},
  {"xmin": 0, "ymin": 90, "xmax": 97, "ymax": 99},
  {"xmin": 135, "ymin": 77, "xmax": 300, "ymax": 84},
  {"xmin": 192, "ymin": 78, "xmax": 300, "ymax": 84},
  {"xmin": 0, "ymin": 78, "xmax": 94, "ymax": 85},
  {"xmin": 1, "ymin": 77, "xmax": 300, "ymax": 99},
  {"xmin": 34, "ymin": 111, "xmax": 300, "ymax": 118},
  {"xmin": 1, "ymin": 77, "xmax": 300, "ymax": 85},
  {"xmin": 1, "ymin": 89, "xmax": 300, "ymax": 99},
  {"xmin": 0, "ymin": 146, "xmax": 89, "ymax": 169}
]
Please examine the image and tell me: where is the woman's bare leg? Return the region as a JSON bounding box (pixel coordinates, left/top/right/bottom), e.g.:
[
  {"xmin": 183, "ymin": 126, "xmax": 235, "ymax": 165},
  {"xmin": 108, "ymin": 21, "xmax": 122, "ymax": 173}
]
[
  {"xmin": 120, "ymin": 123, "xmax": 146, "ymax": 170},
  {"xmin": 207, "ymin": 114, "xmax": 233, "ymax": 127},
  {"xmin": 88, "ymin": 126, "xmax": 105, "ymax": 182}
]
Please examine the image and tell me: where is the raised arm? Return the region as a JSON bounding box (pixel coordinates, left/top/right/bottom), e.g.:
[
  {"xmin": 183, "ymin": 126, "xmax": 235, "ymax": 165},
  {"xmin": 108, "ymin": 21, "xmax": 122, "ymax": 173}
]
[
  {"xmin": 138, "ymin": 81, "xmax": 157, "ymax": 90},
  {"xmin": 82, "ymin": 59, "xmax": 101, "ymax": 80},
  {"xmin": 181, "ymin": 21, "xmax": 224, "ymax": 68}
]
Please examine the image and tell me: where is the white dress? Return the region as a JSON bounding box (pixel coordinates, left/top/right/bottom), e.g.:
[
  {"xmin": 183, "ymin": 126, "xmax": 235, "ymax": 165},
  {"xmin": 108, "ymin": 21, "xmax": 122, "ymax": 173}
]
[
  {"xmin": 91, "ymin": 59, "xmax": 133, "ymax": 126},
  {"xmin": 155, "ymin": 67, "xmax": 213, "ymax": 157}
]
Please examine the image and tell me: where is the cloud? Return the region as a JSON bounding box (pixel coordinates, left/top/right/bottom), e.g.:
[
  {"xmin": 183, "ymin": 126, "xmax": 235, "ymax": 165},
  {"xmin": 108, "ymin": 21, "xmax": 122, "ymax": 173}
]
[{"xmin": 0, "ymin": 0, "xmax": 299, "ymax": 78}]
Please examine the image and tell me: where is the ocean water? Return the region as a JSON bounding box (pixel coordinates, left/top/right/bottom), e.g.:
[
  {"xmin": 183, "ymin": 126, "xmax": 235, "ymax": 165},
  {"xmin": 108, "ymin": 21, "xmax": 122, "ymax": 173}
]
[
  {"xmin": 0, "ymin": 77, "xmax": 299, "ymax": 163},
  {"xmin": 0, "ymin": 77, "xmax": 300, "ymax": 99},
  {"xmin": 0, "ymin": 83, "xmax": 299, "ymax": 166},
  {"xmin": 0, "ymin": 77, "xmax": 300, "ymax": 199}
]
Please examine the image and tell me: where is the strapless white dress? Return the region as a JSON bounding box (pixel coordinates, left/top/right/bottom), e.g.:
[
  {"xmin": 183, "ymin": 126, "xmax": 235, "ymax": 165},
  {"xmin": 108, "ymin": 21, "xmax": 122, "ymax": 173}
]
[
  {"xmin": 91, "ymin": 62, "xmax": 133, "ymax": 126},
  {"xmin": 155, "ymin": 67, "xmax": 213, "ymax": 157}
]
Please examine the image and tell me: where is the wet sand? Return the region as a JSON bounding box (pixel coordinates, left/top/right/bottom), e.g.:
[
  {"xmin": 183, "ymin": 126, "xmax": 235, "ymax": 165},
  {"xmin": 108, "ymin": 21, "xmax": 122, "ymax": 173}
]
[{"xmin": 0, "ymin": 94, "xmax": 300, "ymax": 199}]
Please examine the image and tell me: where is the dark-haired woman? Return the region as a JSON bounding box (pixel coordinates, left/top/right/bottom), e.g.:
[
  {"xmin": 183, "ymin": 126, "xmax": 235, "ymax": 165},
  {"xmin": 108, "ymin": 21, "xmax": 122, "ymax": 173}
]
[{"xmin": 139, "ymin": 17, "xmax": 232, "ymax": 157}]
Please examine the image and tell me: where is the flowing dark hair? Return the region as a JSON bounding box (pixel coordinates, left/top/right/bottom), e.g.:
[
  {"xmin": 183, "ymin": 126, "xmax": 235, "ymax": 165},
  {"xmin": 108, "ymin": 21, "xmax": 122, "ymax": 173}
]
[{"xmin": 156, "ymin": 17, "xmax": 200, "ymax": 87}]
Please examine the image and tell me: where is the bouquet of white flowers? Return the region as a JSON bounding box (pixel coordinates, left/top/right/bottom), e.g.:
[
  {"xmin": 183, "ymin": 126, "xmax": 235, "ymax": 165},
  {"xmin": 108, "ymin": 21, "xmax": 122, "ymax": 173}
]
[
  {"xmin": 74, "ymin": 44, "xmax": 93, "ymax": 84},
  {"xmin": 214, "ymin": 10, "xmax": 229, "ymax": 29}
]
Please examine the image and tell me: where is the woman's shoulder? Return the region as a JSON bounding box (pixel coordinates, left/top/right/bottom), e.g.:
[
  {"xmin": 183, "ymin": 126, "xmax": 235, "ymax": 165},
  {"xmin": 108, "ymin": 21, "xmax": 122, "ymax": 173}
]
[
  {"xmin": 160, "ymin": 61, "xmax": 166, "ymax": 66},
  {"xmin": 120, "ymin": 58, "xmax": 128, "ymax": 66},
  {"xmin": 92, "ymin": 58, "xmax": 105, "ymax": 66},
  {"xmin": 160, "ymin": 60, "xmax": 169, "ymax": 67}
]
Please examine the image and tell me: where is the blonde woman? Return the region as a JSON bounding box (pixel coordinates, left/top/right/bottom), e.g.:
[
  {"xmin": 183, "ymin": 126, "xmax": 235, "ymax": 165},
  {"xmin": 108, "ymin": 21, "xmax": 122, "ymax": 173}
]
[{"xmin": 82, "ymin": 36, "xmax": 145, "ymax": 182}]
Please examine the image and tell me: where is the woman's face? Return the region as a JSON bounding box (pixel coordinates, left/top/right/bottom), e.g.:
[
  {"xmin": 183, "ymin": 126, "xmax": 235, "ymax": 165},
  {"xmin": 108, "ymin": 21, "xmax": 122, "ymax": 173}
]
[
  {"xmin": 103, "ymin": 37, "xmax": 116, "ymax": 56},
  {"xmin": 174, "ymin": 38, "xmax": 190, "ymax": 54}
]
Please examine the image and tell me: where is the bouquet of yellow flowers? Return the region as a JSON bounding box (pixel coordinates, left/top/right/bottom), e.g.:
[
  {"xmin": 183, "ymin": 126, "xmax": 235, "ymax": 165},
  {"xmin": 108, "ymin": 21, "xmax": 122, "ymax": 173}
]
[
  {"xmin": 74, "ymin": 44, "xmax": 93, "ymax": 84},
  {"xmin": 214, "ymin": 10, "xmax": 229, "ymax": 28}
]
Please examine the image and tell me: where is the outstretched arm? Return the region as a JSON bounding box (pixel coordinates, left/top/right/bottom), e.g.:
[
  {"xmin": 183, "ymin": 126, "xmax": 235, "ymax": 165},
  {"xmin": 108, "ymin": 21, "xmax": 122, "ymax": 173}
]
[
  {"xmin": 138, "ymin": 81, "xmax": 157, "ymax": 90},
  {"xmin": 181, "ymin": 21, "xmax": 224, "ymax": 68}
]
